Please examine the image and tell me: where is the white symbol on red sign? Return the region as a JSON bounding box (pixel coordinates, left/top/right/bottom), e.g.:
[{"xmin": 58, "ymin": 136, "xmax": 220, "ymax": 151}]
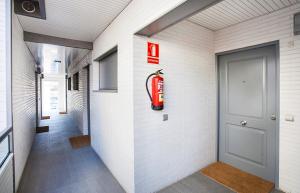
[{"xmin": 147, "ymin": 42, "xmax": 159, "ymax": 64}]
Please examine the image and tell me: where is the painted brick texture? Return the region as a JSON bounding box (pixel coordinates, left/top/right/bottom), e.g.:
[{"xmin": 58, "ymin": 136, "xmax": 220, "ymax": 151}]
[
  {"xmin": 88, "ymin": 1, "xmax": 300, "ymax": 193},
  {"xmin": 0, "ymin": 0, "xmax": 7, "ymax": 130},
  {"xmin": 91, "ymin": 1, "xmax": 186, "ymax": 192},
  {"xmin": 12, "ymin": 14, "xmax": 37, "ymax": 189},
  {"xmin": 133, "ymin": 20, "xmax": 216, "ymax": 193},
  {"xmin": 68, "ymin": 52, "xmax": 91, "ymax": 135}
]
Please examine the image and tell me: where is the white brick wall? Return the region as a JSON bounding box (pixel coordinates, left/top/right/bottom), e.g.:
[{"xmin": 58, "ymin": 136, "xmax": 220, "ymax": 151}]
[
  {"xmin": 133, "ymin": 20, "xmax": 216, "ymax": 193},
  {"xmin": 0, "ymin": 2, "xmax": 13, "ymax": 192},
  {"xmin": 68, "ymin": 52, "xmax": 91, "ymax": 135},
  {"xmin": 0, "ymin": 155, "xmax": 14, "ymax": 193},
  {"xmin": 91, "ymin": 1, "xmax": 186, "ymax": 192},
  {"xmin": 12, "ymin": 13, "xmax": 37, "ymax": 189},
  {"xmin": 214, "ymin": 4, "xmax": 300, "ymax": 193},
  {"xmin": 91, "ymin": 1, "xmax": 300, "ymax": 193},
  {"xmin": 0, "ymin": 0, "xmax": 8, "ymax": 130}
]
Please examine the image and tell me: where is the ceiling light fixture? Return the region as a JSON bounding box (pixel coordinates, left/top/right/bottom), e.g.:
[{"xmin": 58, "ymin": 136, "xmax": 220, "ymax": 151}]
[{"xmin": 21, "ymin": 0, "xmax": 36, "ymax": 13}]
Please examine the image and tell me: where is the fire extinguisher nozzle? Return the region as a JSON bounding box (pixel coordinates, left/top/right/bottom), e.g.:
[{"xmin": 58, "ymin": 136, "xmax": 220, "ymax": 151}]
[{"xmin": 156, "ymin": 69, "xmax": 163, "ymax": 75}]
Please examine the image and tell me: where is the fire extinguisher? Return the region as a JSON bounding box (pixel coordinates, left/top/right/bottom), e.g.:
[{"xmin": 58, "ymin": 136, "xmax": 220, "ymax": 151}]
[{"xmin": 146, "ymin": 69, "xmax": 164, "ymax": 110}]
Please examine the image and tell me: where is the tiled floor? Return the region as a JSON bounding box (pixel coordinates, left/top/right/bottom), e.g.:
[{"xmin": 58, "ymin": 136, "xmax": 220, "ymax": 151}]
[
  {"xmin": 17, "ymin": 113, "xmax": 284, "ymax": 193},
  {"xmin": 158, "ymin": 172, "xmax": 234, "ymax": 193},
  {"xmin": 17, "ymin": 113, "xmax": 125, "ymax": 193},
  {"xmin": 158, "ymin": 172, "xmax": 284, "ymax": 193}
]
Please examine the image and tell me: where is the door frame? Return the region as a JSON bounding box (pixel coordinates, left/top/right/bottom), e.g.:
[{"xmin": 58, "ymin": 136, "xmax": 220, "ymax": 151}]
[
  {"xmin": 83, "ymin": 65, "xmax": 91, "ymax": 136},
  {"xmin": 35, "ymin": 72, "xmax": 38, "ymax": 127},
  {"xmin": 65, "ymin": 75, "xmax": 68, "ymax": 113},
  {"xmin": 40, "ymin": 75, "xmax": 43, "ymax": 118},
  {"xmin": 215, "ymin": 41, "xmax": 280, "ymax": 187}
]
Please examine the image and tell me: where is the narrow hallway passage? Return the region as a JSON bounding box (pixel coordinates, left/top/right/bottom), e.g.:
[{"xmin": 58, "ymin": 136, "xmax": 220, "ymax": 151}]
[
  {"xmin": 1, "ymin": 1, "xmax": 299, "ymax": 193},
  {"xmin": 17, "ymin": 114, "xmax": 125, "ymax": 193}
]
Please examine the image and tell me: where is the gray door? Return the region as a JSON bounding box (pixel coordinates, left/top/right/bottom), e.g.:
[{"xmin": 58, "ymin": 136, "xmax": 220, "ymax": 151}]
[{"xmin": 218, "ymin": 45, "xmax": 277, "ymax": 182}]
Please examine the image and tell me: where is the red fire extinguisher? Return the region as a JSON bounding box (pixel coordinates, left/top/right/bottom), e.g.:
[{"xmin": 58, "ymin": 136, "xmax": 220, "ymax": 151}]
[{"xmin": 146, "ymin": 69, "xmax": 164, "ymax": 110}]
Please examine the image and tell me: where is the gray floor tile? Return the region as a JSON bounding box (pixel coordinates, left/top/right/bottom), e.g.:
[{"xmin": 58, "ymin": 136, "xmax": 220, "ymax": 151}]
[
  {"xmin": 180, "ymin": 173, "xmax": 233, "ymax": 193},
  {"xmin": 158, "ymin": 173, "xmax": 233, "ymax": 193},
  {"xmin": 158, "ymin": 172, "xmax": 284, "ymax": 193},
  {"xmin": 17, "ymin": 114, "xmax": 125, "ymax": 193},
  {"xmin": 271, "ymin": 189, "xmax": 285, "ymax": 193}
]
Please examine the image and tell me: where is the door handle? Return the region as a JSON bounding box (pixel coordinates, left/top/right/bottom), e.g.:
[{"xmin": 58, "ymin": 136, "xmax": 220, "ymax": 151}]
[
  {"xmin": 271, "ymin": 114, "xmax": 276, "ymax": 120},
  {"xmin": 240, "ymin": 120, "xmax": 247, "ymax": 126}
]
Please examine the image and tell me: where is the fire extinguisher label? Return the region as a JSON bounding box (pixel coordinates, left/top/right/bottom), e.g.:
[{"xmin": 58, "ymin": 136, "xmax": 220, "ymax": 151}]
[
  {"xmin": 159, "ymin": 93, "xmax": 164, "ymax": 102},
  {"xmin": 158, "ymin": 80, "xmax": 164, "ymax": 102}
]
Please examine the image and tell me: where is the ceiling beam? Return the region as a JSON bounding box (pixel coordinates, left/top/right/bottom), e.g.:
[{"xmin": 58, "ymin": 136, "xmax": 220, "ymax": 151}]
[
  {"xmin": 24, "ymin": 32, "xmax": 93, "ymax": 50},
  {"xmin": 136, "ymin": 0, "xmax": 222, "ymax": 37}
]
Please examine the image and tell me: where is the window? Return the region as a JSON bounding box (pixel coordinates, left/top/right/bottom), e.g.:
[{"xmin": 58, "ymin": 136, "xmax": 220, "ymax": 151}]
[
  {"xmin": 73, "ymin": 72, "xmax": 79, "ymax": 90},
  {"xmin": 0, "ymin": 0, "xmax": 12, "ymax": 167},
  {"xmin": 96, "ymin": 46, "xmax": 118, "ymax": 91},
  {"xmin": 0, "ymin": 0, "xmax": 12, "ymax": 131},
  {"xmin": 68, "ymin": 77, "xmax": 71, "ymax": 90},
  {"xmin": 295, "ymin": 12, "xmax": 300, "ymax": 35}
]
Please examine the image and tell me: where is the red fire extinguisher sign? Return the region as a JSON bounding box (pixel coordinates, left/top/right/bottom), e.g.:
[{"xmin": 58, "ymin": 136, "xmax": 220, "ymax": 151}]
[{"xmin": 147, "ymin": 42, "xmax": 159, "ymax": 64}]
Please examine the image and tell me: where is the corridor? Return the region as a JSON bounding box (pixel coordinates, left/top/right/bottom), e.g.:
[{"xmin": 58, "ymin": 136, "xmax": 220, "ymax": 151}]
[
  {"xmin": 1, "ymin": 0, "xmax": 300, "ymax": 193},
  {"xmin": 15, "ymin": 114, "xmax": 236, "ymax": 193},
  {"xmin": 17, "ymin": 114, "xmax": 125, "ymax": 193},
  {"xmin": 16, "ymin": 111, "xmax": 283, "ymax": 193}
]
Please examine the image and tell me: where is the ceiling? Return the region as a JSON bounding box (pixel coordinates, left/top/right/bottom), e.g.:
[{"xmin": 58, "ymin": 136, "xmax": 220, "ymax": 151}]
[
  {"xmin": 17, "ymin": 0, "xmax": 132, "ymax": 42},
  {"xmin": 26, "ymin": 42, "xmax": 89, "ymax": 74},
  {"xmin": 188, "ymin": 0, "xmax": 300, "ymax": 31}
]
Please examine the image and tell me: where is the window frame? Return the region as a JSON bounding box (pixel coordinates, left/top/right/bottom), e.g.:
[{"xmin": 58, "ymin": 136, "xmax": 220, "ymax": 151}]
[
  {"xmin": 73, "ymin": 72, "xmax": 79, "ymax": 91},
  {"xmin": 94, "ymin": 46, "xmax": 118, "ymax": 93},
  {"xmin": 68, "ymin": 77, "xmax": 72, "ymax": 91}
]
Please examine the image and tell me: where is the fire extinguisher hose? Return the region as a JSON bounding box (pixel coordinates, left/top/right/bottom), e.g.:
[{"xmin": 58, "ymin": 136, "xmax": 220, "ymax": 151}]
[{"xmin": 145, "ymin": 73, "xmax": 156, "ymax": 102}]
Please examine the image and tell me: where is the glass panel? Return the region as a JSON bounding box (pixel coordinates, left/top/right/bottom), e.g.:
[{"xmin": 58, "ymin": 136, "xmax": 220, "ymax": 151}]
[
  {"xmin": 42, "ymin": 81, "xmax": 60, "ymax": 115},
  {"xmin": 99, "ymin": 51, "xmax": 118, "ymax": 90},
  {"xmin": 0, "ymin": 135, "xmax": 9, "ymax": 166}
]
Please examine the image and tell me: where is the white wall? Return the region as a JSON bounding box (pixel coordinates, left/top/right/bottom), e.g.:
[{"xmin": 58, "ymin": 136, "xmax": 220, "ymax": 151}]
[
  {"xmin": 91, "ymin": 1, "xmax": 186, "ymax": 192},
  {"xmin": 214, "ymin": 4, "xmax": 300, "ymax": 193},
  {"xmin": 0, "ymin": 155, "xmax": 14, "ymax": 193},
  {"xmin": 68, "ymin": 52, "xmax": 91, "ymax": 135},
  {"xmin": 12, "ymin": 13, "xmax": 37, "ymax": 189},
  {"xmin": 0, "ymin": 0, "xmax": 7, "ymax": 130},
  {"xmin": 133, "ymin": 20, "xmax": 215, "ymax": 193},
  {"xmin": 0, "ymin": 2, "xmax": 13, "ymax": 192},
  {"xmin": 91, "ymin": 1, "xmax": 300, "ymax": 193},
  {"xmin": 0, "ymin": 0, "xmax": 11, "ymax": 131}
]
